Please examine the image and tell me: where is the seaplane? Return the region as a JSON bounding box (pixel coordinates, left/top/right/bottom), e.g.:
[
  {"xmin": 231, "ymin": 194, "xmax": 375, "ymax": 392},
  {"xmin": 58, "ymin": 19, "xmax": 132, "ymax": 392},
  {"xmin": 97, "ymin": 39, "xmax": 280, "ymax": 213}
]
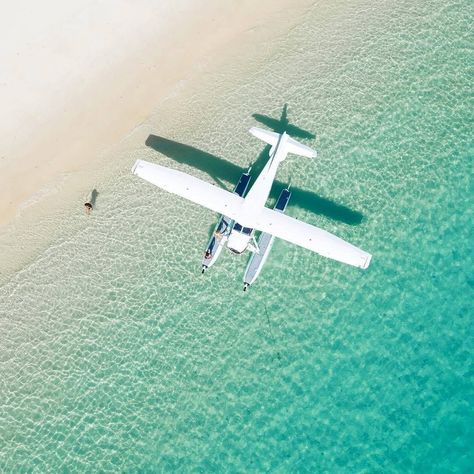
[{"xmin": 132, "ymin": 126, "xmax": 372, "ymax": 290}]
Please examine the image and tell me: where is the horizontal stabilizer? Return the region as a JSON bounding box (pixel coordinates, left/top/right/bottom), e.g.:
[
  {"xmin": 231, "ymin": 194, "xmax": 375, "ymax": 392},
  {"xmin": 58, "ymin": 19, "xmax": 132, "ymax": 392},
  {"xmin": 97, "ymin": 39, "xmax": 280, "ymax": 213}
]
[
  {"xmin": 250, "ymin": 127, "xmax": 316, "ymax": 158},
  {"xmin": 286, "ymin": 136, "xmax": 317, "ymax": 158},
  {"xmin": 253, "ymin": 208, "xmax": 372, "ymax": 269},
  {"xmin": 249, "ymin": 127, "xmax": 280, "ymax": 146},
  {"xmin": 132, "ymin": 160, "xmax": 243, "ymax": 219}
]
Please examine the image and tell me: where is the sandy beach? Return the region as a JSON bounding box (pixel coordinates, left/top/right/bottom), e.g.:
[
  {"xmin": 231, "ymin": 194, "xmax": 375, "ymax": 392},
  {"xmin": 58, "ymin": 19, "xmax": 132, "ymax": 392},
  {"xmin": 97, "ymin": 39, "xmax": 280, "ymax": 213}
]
[{"xmin": 0, "ymin": 0, "xmax": 312, "ymax": 277}]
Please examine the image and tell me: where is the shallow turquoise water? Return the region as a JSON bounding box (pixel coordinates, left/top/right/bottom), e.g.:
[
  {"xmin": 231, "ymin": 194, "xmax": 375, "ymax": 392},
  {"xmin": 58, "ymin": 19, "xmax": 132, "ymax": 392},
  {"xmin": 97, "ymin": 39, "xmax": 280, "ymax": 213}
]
[{"xmin": 1, "ymin": 0, "xmax": 473, "ymax": 471}]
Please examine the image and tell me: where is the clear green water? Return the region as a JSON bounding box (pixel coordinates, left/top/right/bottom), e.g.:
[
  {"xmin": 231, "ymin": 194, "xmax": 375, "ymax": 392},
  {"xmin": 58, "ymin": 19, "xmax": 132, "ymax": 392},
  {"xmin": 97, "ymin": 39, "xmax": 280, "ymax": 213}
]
[{"xmin": 1, "ymin": 0, "xmax": 473, "ymax": 471}]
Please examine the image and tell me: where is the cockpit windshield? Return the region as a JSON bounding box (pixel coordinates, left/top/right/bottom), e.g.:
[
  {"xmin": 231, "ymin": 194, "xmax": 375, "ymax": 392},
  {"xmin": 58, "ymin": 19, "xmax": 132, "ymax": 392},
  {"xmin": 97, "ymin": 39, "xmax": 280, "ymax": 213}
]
[{"xmin": 233, "ymin": 223, "xmax": 253, "ymax": 235}]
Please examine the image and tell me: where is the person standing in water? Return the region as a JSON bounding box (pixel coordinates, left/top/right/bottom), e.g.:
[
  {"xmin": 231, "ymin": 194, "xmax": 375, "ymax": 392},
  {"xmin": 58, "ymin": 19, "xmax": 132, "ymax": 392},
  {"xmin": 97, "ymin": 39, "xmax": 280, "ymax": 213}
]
[{"xmin": 84, "ymin": 189, "xmax": 98, "ymax": 215}]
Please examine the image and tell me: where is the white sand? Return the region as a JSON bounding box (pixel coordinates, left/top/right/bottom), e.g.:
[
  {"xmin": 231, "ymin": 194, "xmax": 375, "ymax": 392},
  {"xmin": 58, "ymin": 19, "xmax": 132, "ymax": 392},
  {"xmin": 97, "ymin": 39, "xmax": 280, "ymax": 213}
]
[{"xmin": 0, "ymin": 0, "xmax": 313, "ymax": 277}]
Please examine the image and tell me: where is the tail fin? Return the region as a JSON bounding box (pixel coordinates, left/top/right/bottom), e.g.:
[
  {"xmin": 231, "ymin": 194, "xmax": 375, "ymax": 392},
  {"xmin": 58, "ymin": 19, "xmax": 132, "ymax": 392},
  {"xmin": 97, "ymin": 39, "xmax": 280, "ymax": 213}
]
[{"xmin": 249, "ymin": 127, "xmax": 316, "ymax": 158}]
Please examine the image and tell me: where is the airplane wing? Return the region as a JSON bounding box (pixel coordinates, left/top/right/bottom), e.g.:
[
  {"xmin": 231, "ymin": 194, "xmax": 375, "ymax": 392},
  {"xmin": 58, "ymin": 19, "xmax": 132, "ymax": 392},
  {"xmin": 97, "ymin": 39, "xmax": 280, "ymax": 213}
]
[
  {"xmin": 132, "ymin": 160, "xmax": 243, "ymax": 219},
  {"xmin": 254, "ymin": 207, "xmax": 372, "ymax": 269}
]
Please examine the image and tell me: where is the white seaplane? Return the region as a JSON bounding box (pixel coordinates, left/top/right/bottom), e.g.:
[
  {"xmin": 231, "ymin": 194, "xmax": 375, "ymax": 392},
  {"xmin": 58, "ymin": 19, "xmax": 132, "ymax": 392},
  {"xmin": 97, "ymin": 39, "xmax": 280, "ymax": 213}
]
[{"xmin": 132, "ymin": 127, "xmax": 371, "ymax": 289}]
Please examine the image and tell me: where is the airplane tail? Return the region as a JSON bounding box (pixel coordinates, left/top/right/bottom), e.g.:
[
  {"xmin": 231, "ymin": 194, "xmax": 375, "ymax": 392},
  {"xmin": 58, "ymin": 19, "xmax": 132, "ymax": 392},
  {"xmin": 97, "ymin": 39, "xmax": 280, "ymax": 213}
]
[{"xmin": 249, "ymin": 127, "xmax": 317, "ymax": 158}]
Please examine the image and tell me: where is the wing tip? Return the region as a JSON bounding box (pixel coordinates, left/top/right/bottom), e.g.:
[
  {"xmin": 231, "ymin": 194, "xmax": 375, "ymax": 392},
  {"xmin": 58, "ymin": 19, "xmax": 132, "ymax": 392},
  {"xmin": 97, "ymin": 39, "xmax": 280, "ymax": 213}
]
[
  {"xmin": 131, "ymin": 159, "xmax": 142, "ymax": 174},
  {"xmin": 360, "ymin": 253, "xmax": 372, "ymax": 269}
]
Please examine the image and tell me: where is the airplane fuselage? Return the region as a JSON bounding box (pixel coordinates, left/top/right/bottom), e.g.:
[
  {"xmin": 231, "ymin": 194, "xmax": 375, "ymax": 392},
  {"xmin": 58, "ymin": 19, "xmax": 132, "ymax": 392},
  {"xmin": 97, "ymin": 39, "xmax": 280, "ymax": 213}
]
[{"xmin": 226, "ymin": 132, "xmax": 290, "ymax": 254}]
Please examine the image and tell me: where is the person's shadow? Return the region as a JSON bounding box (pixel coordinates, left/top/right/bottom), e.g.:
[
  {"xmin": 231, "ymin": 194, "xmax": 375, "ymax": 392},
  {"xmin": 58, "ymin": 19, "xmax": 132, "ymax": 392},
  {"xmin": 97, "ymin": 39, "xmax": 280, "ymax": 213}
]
[
  {"xmin": 89, "ymin": 189, "xmax": 99, "ymax": 208},
  {"xmin": 144, "ymin": 107, "xmax": 364, "ymax": 225}
]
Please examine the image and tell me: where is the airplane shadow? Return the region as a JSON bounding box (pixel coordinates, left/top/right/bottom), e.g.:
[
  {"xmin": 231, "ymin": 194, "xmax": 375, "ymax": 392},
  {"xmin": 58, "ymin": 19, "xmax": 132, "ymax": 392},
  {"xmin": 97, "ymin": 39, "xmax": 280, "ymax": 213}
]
[
  {"xmin": 145, "ymin": 134, "xmax": 363, "ymax": 226},
  {"xmin": 252, "ymin": 103, "xmax": 316, "ymax": 139}
]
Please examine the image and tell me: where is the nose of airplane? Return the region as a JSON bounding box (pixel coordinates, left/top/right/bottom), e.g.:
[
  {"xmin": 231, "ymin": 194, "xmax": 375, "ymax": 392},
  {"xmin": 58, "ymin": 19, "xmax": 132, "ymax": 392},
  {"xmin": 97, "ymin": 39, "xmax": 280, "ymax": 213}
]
[{"xmin": 227, "ymin": 231, "xmax": 250, "ymax": 254}]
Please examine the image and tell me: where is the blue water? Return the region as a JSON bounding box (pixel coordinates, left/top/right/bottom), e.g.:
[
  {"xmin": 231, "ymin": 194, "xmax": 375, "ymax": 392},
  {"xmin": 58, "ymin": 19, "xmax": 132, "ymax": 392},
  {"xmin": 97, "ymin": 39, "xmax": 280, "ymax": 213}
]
[{"xmin": 1, "ymin": 0, "xmax": 473, "ymax": 471}]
